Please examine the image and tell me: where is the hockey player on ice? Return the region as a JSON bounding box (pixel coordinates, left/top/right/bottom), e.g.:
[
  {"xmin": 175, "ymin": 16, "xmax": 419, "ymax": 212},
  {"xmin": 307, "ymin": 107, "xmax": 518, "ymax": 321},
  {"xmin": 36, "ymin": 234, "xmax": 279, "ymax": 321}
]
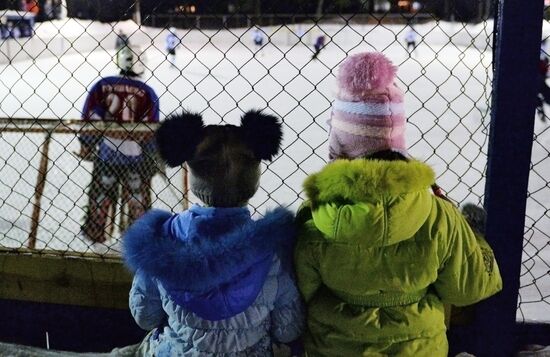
[
  {"xmin": 77, "ymin": 45, "xmax": 159, "ymax": 244},
  {"xmin": 115, "ymin": 29, "xmax": 130, "ymax": 51},
  {"xmin": 404, "ymin": 26, "xmax": 418, "ymax": 56},
  {"xmin": 252, "ymin": 26, "xmax": 265, "ymax": 55},
  {"xmin": 165, "ymin": 27, "xmax": 179, "ymax": 68},
  {"xmin": 311, "ymin": 34, "xmax": 326, "ymax": 60}
]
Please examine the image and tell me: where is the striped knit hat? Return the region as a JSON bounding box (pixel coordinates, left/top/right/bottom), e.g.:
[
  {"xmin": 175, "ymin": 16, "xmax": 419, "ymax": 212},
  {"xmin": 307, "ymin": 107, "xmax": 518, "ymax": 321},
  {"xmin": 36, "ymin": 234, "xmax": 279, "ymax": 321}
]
[{"xmin": 328, "ymin": 52, "xmax": 407, "ymax": 160}]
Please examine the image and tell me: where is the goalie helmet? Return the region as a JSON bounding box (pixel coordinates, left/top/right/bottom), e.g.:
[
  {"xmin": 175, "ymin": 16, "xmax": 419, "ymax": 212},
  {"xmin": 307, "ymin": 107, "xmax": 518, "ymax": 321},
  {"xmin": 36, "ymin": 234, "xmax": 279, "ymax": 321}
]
[{"xmin": 116, "ymin": 45, "xmax": 146, "ymax": 76}]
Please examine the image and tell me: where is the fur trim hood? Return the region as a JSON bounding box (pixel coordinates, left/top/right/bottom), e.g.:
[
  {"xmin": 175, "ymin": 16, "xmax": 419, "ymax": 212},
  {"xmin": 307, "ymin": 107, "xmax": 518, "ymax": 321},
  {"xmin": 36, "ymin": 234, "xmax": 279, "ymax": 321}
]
[
  {"xmin": 302, "ymin": 159, "xmax": 436, "ymax": 247},
  {"xmin": 304, "ymin": 159, "xmax": 435, "ymax": 205},
  {"xmin": 123, "ymin": 205, "xmax": 295, "ymax": 320}
]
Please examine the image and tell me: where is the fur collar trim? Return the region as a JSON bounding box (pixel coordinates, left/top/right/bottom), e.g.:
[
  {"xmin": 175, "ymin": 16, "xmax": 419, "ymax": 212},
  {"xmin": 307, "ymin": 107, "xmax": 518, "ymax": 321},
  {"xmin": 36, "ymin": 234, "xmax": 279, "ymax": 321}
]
[
  {"xmin": 304, "ymin": 159, "xmax": 435, "ymax": 205},
  {"xmin": 123, "ymin": 207, "xmax": 294, "ymax": 293}
]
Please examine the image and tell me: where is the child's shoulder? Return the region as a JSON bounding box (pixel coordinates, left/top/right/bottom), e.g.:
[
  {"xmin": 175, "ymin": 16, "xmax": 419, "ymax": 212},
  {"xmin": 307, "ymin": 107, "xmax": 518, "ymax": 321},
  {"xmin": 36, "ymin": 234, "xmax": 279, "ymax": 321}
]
[
  {"xmin": 252, "ymin": 207, "xmax": 296, "ymax": 245},
  {"xmin": 258, "ymin": 207, "xmax": 294, "ymax": 225},
  {"xmin": 123, "ymin": 209, "xmax": 174, "ymax": 246}
]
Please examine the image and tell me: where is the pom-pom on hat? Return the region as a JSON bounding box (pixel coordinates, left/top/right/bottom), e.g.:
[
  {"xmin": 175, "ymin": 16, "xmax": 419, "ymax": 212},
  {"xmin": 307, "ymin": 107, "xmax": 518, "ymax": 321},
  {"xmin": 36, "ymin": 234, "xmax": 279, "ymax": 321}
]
[
  {"xmin": 328, "ymin": 52, "xmax": 407, "ymax": 160},
  {"xmin": 156, "ymin": 110, "xmax": 282, "ymax": 207}
]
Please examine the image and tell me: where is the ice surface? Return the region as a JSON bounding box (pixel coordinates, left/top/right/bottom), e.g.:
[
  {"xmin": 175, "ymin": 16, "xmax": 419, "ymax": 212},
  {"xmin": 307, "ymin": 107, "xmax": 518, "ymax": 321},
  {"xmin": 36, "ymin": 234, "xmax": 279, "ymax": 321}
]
[{"xmin": 0, "ymin": 18, "xmax": 548, "ymax": 322}]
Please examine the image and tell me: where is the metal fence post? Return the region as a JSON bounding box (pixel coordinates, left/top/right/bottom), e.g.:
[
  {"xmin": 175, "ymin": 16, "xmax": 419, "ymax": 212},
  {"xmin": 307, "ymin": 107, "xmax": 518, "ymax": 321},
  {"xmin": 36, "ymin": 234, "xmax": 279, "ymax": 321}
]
[{"xmin": 453, "ymin": 0, "xmax": 544, "ymax": 356}]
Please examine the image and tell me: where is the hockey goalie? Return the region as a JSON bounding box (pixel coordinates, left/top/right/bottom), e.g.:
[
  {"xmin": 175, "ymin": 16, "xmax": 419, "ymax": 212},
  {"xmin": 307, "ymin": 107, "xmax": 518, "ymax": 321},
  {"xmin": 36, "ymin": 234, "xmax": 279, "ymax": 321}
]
[{"xmin": 76, "ymin": 45, "xmax": 160, "ymax": 244}]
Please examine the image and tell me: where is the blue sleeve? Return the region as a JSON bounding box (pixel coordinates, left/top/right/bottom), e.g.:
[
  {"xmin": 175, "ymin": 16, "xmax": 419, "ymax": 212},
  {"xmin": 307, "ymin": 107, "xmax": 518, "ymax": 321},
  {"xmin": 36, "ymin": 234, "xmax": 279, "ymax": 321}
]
[
  {"xmin": 270, "ymin": 261, "xmax": 305, "ymax": 344},
  {"xmin": 129, "ymin": 270, "xmax": 166, "ymax": 331}
]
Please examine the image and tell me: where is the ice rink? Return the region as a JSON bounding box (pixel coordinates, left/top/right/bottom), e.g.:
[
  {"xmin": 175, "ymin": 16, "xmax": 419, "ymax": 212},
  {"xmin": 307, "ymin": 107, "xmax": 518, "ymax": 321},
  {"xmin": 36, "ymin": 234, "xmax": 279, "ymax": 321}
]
[{"xmin": 0, "ymin": 18, "xmax": 548, "ymax": 321}]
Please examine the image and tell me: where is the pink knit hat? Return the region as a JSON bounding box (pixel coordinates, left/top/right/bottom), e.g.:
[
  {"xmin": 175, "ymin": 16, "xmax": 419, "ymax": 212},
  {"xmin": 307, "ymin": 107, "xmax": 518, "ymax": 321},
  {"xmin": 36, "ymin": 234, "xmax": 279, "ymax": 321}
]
[{"xmin": 328, "ymin": 52, "xmax": 407, "ymax": 160}]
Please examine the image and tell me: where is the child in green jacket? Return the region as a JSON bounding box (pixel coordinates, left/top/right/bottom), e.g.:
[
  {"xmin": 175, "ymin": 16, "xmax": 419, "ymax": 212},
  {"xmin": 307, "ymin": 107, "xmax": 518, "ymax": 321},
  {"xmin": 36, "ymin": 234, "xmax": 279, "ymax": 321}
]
[{"xmin": 294, "ymin": 52, "xmax": 502, "ymax": 357}]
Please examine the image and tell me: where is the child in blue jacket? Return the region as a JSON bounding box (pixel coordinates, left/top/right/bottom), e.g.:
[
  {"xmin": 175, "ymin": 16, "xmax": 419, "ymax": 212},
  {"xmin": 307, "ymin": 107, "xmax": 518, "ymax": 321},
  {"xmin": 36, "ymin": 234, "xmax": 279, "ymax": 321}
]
[{"xmin": 122, "ymin": 110, "xmax": 304, "ymax": 356}]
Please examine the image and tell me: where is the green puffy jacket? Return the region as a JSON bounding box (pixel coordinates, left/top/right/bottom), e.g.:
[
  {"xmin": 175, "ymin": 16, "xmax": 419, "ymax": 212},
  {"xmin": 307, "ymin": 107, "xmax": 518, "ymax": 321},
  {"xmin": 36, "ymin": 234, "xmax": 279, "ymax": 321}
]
[{"xmin": 294, "ymin": 159, "xmax": 502, "ymax": 357}]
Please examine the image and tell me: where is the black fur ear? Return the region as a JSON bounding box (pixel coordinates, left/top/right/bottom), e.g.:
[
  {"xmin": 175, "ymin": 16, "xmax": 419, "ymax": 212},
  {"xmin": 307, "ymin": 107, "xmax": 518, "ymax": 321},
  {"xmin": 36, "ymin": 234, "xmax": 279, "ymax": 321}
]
[
  {"xmin": 240, "ymin": 110, "xmax": 283, "ymax": 161},
  {"xmin": 155, "ymin": 111, "xmax": 204, "ymax": 167}
]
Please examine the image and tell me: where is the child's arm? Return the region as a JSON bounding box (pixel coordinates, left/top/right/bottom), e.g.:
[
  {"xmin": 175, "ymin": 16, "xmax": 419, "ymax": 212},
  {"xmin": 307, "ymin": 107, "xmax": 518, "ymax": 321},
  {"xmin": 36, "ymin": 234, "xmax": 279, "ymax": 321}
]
[
  {"xmin": 270, "ymin": 264, "xmax": 305, "ymax": 356},
  {"xmin": 432, "ymin": 201, "xmax": 503, "ymax": 306},
  {"xmin": 129, "ymin": 271, "xmax": 165, "ymax": 330},
  {"xmin": 294, "ymin": 233, "xmax": 323, "ymax": 303},
  {"xmin": 294, "ymin": 203, "xmax": 324, "ymax": 303}
]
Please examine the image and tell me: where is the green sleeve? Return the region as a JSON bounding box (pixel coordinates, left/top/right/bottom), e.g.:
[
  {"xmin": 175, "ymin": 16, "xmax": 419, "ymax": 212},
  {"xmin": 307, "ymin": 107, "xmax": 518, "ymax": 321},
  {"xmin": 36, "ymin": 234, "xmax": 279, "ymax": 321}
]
[
  {"xmin": 294, "ymin": 204, "xmax": 323, "ymax": 303},
  {"xmin": 433, "ymin": 203, "xmax": 503, "ymax": 306}
]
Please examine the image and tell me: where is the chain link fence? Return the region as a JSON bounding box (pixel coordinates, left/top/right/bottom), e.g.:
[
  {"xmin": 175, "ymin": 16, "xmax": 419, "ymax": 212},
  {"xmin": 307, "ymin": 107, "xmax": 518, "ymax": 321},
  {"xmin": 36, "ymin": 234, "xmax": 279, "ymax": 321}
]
[
  {"xmin": 519, "ymin": 9, "xmax": 550, "ymax": 324},
  {"xmin": 0, "ymin": 0, "xmax": 547, "ymax": 324}
]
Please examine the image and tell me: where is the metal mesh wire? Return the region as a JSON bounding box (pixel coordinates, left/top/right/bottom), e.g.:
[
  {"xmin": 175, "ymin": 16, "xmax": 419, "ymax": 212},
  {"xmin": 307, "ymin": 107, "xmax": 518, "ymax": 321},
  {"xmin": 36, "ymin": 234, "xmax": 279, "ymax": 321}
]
[
  {"xmin": 518, "ymin": 10, "xmax": 550, "ymax": 324},
  {"xmin": 0, "ymin": 0, "xmax": 546, "ymax": 322}
]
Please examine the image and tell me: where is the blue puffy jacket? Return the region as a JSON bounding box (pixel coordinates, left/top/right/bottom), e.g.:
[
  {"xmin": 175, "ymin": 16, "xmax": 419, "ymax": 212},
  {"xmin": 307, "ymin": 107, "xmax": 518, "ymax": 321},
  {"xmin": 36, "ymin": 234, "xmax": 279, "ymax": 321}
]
[{"xmin": 123, "ymin": 204, "xmax": 304, "ymax": 356}]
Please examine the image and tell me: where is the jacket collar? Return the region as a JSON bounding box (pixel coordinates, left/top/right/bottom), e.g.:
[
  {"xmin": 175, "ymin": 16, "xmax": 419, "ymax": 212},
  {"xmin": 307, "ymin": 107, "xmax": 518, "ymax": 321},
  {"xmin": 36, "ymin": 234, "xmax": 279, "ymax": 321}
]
[{"xmin": 123, "ymin": 206, "xmax": 295, "ymax": 293}]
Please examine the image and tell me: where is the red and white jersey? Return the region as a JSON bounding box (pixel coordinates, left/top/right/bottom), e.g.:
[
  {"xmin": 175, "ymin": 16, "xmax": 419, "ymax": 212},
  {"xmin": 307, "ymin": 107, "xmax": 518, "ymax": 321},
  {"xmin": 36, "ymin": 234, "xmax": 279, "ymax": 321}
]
[
  {"xmin": 81, "ymin": 75, "xmax": 159, "ymax": 159},
  {"xmin": 82, "ymin": 75, "xmax": 159, "ymax": 123}
]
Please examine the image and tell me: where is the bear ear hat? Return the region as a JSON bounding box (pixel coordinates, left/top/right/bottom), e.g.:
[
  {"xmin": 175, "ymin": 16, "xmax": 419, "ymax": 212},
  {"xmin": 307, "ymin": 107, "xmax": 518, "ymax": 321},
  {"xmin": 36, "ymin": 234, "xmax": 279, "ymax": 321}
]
[
  {"xmin": 155, "ymin": 111, "xmax": 205, "ymax": 167},
  {"xmin": 240, "ymin": 109, "xmax": 283, "ymax": 161}
]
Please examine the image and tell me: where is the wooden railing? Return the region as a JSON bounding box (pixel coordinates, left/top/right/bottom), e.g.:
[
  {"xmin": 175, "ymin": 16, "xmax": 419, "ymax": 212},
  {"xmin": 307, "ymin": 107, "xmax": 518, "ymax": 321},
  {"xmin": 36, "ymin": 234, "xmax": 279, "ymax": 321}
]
[{"xmin": 0, "ymin": 118, "xmax": 188, "ymax": 251}]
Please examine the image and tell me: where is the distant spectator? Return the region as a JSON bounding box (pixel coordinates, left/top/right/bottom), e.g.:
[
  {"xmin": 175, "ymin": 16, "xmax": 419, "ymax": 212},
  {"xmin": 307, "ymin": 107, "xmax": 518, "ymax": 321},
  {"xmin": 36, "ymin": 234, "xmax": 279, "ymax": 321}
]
[
  {"xmin": 8, "ymin": 21, "xmax": 20, "ymax": 38},
  {"xmin": 412, "ymin": 1, "xmax": 422, "ymax": 12},
  {"xmin": 20, "ymin": 22, "xmax": 32, "ymax": 37},
  {"xmin": 43, "ymin": 0, "xmax": 54, "ymax": 20},
  {"xmin": 26, "ymin": 0, "xmax": 39, "ymax": 15},
  {"xmin": 1, "ymin": 21, "xmax": 9, "ymax": 39},
  {"xmin": 53, "ymin": 0, "xmax": 64, "ymax": 19}
]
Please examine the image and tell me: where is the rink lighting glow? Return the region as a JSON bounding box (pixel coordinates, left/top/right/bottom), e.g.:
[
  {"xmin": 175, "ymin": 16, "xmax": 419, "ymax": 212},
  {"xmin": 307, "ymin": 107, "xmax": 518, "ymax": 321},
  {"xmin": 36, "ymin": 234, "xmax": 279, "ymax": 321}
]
[{"xmin": 176, "ymin": 5, "xmax": 196, "ymax": 14}]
